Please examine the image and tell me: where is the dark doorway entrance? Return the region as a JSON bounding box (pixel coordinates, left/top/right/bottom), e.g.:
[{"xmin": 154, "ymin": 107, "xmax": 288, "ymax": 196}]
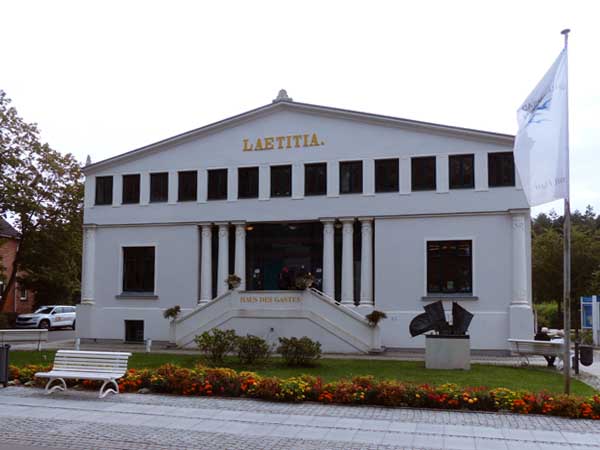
[{"xmin": 246, "ymin": 222, "xmax": 323, "ymax": 291}]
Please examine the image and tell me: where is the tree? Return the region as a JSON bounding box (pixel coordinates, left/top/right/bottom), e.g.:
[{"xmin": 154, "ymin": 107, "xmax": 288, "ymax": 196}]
[
  {"xmin": 532, "ymin": 207, "xmax": 600, "ymax": 327},
  {"xmin": 0, "ymin": 90, "xmax": 83, "ymax": 308}
]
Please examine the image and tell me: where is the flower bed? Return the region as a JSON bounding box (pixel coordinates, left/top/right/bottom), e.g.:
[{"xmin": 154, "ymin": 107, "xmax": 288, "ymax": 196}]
[{"xmin": 9, "ymin": 364, "xmax": 600, "ymax": 420}]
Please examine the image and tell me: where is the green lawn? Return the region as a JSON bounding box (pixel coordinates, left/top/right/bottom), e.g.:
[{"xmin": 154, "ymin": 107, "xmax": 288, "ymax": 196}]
[{"xmin": 10, "ymin": 350, "xmax": 596, "ymax": 396}]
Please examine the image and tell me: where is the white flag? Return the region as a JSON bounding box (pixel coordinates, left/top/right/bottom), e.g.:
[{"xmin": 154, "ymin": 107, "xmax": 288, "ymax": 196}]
[{"xmin": 513, "ymin": 49, "xmax": 569, "ymax": 206}]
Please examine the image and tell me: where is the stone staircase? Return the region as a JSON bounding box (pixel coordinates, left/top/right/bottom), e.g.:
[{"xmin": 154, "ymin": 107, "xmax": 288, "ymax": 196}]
[{"xmin": 172, "ymin": 288, "xmax": 382, "ymax": 353}]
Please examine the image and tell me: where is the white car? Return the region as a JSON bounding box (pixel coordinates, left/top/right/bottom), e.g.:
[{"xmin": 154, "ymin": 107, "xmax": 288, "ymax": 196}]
[{"xmin": 15, "ymin": 305, "xmax": 76, "ymax": 330}]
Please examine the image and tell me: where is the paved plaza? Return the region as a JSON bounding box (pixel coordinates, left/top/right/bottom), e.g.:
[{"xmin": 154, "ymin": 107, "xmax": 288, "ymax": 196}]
[{"xmin": 0, "ymin": 387, "xmax": 598, "ymax": 450}]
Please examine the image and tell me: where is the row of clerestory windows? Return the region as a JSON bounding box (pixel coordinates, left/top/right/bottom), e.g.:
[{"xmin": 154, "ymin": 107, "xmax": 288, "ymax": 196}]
[{"xmin": 94, "ymin": 152, "xmax": 515, "ymax": 205}]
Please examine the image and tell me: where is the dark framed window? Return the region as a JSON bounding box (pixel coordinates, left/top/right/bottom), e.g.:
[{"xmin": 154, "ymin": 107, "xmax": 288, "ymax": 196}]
[
  {"xmin": 411, "ymin": 157, "xmax": 436, "ymax": 191},
  {"xmin": 178, "ymin": 171, "xmax": 197, "ymax": 202},
  {"xmin": 375, "ymin": 158, "xmax": 399, "ymax": 193},
  {"xmin": 150, "ymin": 172, "xmax": 168, "ymax": 203},
  {"xmin": 207, "ymin": 169, "xmax": 228, "ymax": 200},
  {"xmin": 122, "ymin": 174, "xmax": 140, "ymax": 204},
  {"xmin": 488, "ymin": 152, "xmax": 515, "ymax": 187},
  {"xmin": 427, "ymin": 240, "xmax": 472, "ymax": 294},
  {"xmin": 304, "ymin": 163, "xmax": 327, "ymax": 196},
  {"xmin": 271, "ymin": 165, "xmax": 292, "ymax": 197},
  {"xmin": 125, "ymin": 320, "xmax": 144, "ymax": 342},
  {"xmin": 122, "ymin": 247, "xmax": 155, "ymax": 293},
  {"xmin": 339, "ymin": 161, "xmax": 363, "ymax": 194},
  {"xmin": 95, "ymin": 176, "xmax": 113, "ymax": 205},
  {"xmin": 238, "ymin": 167, "xmax": 259, "ymax": 199},
  {"xmin": 449, "ymin": 154, "xmax": 474, "ymax": 189}
]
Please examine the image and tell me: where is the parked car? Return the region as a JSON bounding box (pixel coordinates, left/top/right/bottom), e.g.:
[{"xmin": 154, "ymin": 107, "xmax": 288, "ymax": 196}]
[{"xmin": 15, "ymin": 305, "xmax": 76, "ymax": 330}]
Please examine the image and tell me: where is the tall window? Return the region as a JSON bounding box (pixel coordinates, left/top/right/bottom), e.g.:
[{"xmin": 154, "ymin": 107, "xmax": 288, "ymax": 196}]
[
  {"xmin": 375, "ymin": 158, "xmax": 399, "ymax": 192},
  {"xmin": 122, "ymin": 174, "xmax": 140, "ymax": 204},
  {"xmin": 411, "ymin": 157, "xmax": 436, "ymax": 191},
  {"xmin": 449, "ymin": 154, "xmax": 474, "ymax": 189},
  {"xmin": 271, "ymin": 165, "xmax": 292, "ymax": 197},
  {"xmin": 178, "ymin": 171, "xmax": 197, "ymax": 201},
  {"xmin": 95, "ymin": 176, "xmax": 113, "ymax": 205},
  {"xmin": 207, "ymin": 169, "xmax": 227, "ymax": 200},
  {"xmin": 304, "ymin": 163, "xmax": 327, "ymax": 196},
  {"xmin": 427, "ymin": 240, "xmax": 472, "ymax": 294},
  {"xmin": 339, "ymin": 161, "xmax": 362, "ymax": 194},
  {"xmin": 238, "ymin": 167, "xmax": 259, "ymax": 199},
  {"xmin": 488, "ymin": 152, "xmax": 515, "ymax": 187},
  {"xmin": 150, "ymin": 172, "xmax": 168, "ymax": 203},
  {"xmin": 122, "ymin": 247, "xmax": 155, "ymax": 293}
]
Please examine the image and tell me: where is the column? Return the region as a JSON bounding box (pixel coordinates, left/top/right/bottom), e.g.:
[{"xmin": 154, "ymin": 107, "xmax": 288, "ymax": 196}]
[
  {"xmin": 341, "ymin": 217, "xmax": 354, "ymax": 305},
  {"xmin": 359, "ymin": 218, "xmax": 374, "ymax": 308},
  {"xmin": 259, "ymin": 165, "xmax": 270, "ymax": 200},
  {"xmin": 81, "ymin": 225, "xmax": 96, "ymax": 303},
  {"xmin": 168, "ymin": 170, "xmax": 178, "ymax": 204},
  {"xmin": 475, "ymin": 152, "xmax": 488, "ymax": 191},
  {"xmin": 200, "ymin": 223, "xmax": 212, "ymax": 302},
  {"xmin": 321, "ymin": 219, "xmax": 336, "ymax": 298},
  {"xmin": 436, "ymin": 155, "xmax": 449, "ymax": 193},
  {"xmin": 509, "ymin": 212, "xmax": 534, "ymax": 339},
  {"xmin": 140, "ymin": 172, "xmax": 149, "ymax": 205},
  {"xmin": 511, "ymin": 214, "xmax": 528, "ymax": 305},
  {"xmin": 399, "ymin": 156, "xmax": 411, "ymax": 195},
  {"xmin": 113, "ymin": 175, "xmax": 122, "ymax": 206},
  {"xmin": 216, "ymin": 222, "xmax": 229, "ymax": 296},
  {"xmin": 233, "ymin": 222, "xmax": 246, "ymax": 290},
  {"xmin": 363, "ymin": 159, "xmax": 375, "ymax": 196}
]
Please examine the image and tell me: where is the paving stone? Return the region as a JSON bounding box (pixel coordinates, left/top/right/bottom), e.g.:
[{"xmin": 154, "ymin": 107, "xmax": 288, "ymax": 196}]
[{"xmin": 1, "ymin": 387, "xmax": 599, "ymax": 450}]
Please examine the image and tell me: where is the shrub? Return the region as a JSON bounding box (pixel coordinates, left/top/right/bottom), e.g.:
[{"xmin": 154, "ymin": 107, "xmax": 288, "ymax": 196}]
[
  {"xmin": 194, "ymin": 329, "xmax": 238, "ymax": 365},
  {"xmin": 535, "ymin": 302, "xmax": 561, "ymax": 329},
  {"xmin": 277, "ymin": 336, "xmax": 321, "ymax": 366},
  {"xmin": 236, "ymin": 334, "xmax": 271, "ymax": 365}
]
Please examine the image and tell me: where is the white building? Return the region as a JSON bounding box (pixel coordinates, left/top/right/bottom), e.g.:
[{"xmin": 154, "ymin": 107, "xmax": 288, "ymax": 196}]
[{"xmin": 77, "ymin": 90, "xmax": 534, "ymax": 353}]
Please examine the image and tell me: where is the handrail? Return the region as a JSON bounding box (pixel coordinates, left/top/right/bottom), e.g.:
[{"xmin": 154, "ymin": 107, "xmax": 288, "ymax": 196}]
[
  {"xmin": 175, "ymin": 290, "xmax": 233, "ymax": 324},
  {"xmin": 308, "ymin": 288, "xmax": 370, "ymax": 323}
]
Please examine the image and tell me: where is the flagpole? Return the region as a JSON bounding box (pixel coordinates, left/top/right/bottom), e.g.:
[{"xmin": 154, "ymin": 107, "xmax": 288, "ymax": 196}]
[{"xmin": 561, "ymin": 28, "xmax": 571, "ymax": 395}]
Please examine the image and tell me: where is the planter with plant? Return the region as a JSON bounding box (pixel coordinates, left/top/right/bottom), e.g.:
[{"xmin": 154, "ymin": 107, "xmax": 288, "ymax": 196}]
[
  {"xmin": 294, "ymin": 273, "xmax": 314, "ymax": 290},
  {"xmin": 365, "ymin": 310, "xmax": 387, "ymax": 327},
  {"xmin": 226, "ymin": 274, "xmax": 242, "ymax": 290}
]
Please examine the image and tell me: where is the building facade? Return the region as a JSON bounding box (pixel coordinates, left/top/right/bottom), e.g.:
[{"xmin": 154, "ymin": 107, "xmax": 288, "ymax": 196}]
[
  {"xmin": 0, "ymin": 217, "xmax": 35, "ymax": 315},
  {"xmin": 77, "ymin": 91, "xmax": 534, "ymax": 352}
]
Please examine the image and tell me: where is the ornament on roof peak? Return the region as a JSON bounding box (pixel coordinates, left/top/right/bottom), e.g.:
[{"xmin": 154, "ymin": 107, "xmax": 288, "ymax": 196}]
[{"xmin": 273, "ymin": 89, "xmax": 293, "ymax": 103}]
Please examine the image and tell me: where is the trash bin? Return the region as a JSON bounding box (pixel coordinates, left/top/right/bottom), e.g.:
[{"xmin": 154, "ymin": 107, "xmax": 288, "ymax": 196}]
[
  {"xmin": 0, "ymin": 344, "xmax": 10, "ymax": 387},
  {"xmin": 579, "ymin": 345, "xmax": 594, "ymax": 366}
]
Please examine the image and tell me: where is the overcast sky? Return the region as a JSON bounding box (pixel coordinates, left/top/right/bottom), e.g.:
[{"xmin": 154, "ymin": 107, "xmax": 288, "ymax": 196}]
[{"xmin": 2, "ymin": 0, "xmax": 598, "ymax": 216}]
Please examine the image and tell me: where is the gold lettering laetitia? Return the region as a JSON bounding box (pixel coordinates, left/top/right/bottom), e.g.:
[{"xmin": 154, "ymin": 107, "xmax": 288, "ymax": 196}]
[
  {"xmin": 310, "ymin": 133, "xmax": 320, "ymax": 147},
  {"xmin": 242, "ymin": 133, "xmax": 324, "ymax": 152},
  {"xmin": 255, "ymin": 138, "xmax": 264, "ymax": 151},
  {"xmin": 264, "ymin": 137, "xmax": 275, "ymax": 150}
]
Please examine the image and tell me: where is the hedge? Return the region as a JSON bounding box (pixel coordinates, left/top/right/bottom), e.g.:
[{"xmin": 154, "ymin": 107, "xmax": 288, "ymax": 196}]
[{"xmin": 8, "ymin": 364, "xmax": 600, "ymax": 420}]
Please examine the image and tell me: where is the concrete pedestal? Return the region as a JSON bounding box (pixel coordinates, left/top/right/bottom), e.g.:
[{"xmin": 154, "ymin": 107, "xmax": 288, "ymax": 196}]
[{"xmin": 425, "ymin": 335, "xmax": 470, "ymax": 370}]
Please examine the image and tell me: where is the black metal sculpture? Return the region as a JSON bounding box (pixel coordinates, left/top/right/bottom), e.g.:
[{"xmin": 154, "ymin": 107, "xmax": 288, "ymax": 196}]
[{"xmin": 409, "ymin": 301, "xmax": 473, "ymax": 337}]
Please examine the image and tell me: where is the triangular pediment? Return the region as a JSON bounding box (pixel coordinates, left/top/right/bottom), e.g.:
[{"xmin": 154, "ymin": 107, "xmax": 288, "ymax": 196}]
[{"xmin": 84, "ymin": 97, "xmax": 513, "ymax": 174}]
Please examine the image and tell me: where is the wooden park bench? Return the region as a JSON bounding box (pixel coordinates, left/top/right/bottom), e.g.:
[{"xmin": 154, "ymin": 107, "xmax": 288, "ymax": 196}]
[
  {"xmin": 35, "ymin": 350, "xmax": 132, "ymax": 398},
  {"xmin": 0, "ymin": 329, "xmax": 48, "ymax": 351},
  {"xmin": 507, "ymin": 338, "xmax": 566, "ymax": 370}
]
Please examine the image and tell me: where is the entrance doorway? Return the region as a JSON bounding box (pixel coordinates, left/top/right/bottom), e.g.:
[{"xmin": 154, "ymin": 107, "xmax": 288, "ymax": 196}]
[{"xmin": 246, "ymin": 222, "xmax": 323, "ymax": 291}]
